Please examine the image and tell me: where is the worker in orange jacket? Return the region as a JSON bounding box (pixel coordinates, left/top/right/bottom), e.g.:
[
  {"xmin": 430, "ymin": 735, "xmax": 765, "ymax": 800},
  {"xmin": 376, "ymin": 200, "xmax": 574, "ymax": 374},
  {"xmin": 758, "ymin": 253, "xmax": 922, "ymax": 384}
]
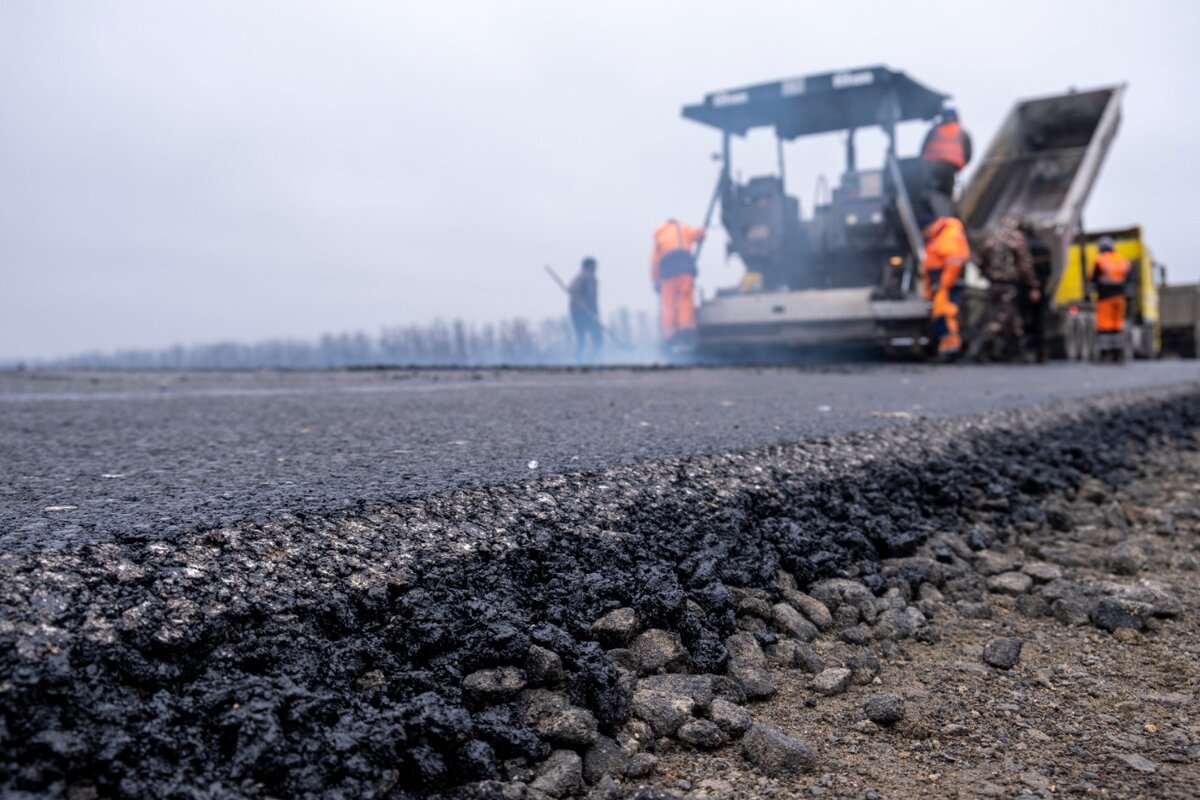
[
  {"xmin": 919, "ymin": 215, "xmax": 970, "ymax": 360},
  {"xmin": 1090, "ymin": 236, "xmax": 1132, "ymax": 362},
  {"xmin": 651, "ymin": 219, "xmax": 705, "ymax": 344},
  {"xmin": 921, "ymin": 105, "xmax": 972, "ymax": 213}
]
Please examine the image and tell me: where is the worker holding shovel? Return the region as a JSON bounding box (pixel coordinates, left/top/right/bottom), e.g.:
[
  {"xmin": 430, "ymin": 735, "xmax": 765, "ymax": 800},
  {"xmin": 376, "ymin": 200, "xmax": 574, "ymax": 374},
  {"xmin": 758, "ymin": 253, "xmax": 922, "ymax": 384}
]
[{"xmin": 567, "ymin": 257, "xmax": 603, "ymax": 361}]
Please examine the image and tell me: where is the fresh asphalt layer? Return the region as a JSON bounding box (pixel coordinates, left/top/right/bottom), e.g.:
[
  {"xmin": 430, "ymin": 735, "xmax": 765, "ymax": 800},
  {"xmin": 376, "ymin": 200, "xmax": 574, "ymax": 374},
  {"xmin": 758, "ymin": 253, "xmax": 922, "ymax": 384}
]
[{"xmin": 2, "ymin": 362, "xmax": 1199, "ymax": 550}]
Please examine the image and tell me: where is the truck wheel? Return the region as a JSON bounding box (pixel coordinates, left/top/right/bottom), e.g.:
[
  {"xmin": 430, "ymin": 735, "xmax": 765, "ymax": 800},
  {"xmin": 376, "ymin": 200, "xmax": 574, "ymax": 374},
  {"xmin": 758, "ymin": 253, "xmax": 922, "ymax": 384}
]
[
  {"xmin": 1086, "ymin": 321, "xmax": 1100, "ymax": 362},
  {"xmin": 1141, "ymin": 324, "xmax": 1157, "ymax": 359}
]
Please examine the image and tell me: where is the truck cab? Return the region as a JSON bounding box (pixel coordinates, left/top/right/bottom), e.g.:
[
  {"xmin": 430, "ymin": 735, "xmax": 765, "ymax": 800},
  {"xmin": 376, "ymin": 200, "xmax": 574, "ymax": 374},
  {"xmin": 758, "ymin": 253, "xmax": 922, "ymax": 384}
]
[{"xmin": 1056, "ymin": 227, "xmax": 1160, "ymax": 359}]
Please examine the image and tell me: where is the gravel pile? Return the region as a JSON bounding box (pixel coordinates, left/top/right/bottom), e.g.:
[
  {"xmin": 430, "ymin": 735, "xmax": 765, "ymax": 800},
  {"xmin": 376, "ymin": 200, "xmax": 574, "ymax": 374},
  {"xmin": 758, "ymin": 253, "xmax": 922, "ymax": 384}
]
[{"xmin": 2, "ymin": 385, "xmax": 1198, "ymax": 798}]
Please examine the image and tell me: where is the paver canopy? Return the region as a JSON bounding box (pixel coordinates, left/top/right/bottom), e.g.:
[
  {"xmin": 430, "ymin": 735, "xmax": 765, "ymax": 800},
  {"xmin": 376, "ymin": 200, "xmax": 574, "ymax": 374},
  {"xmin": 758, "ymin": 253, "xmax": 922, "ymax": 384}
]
[{"xmin": 682, "ymin": 65, "xmax": 948, "ymax": 139}]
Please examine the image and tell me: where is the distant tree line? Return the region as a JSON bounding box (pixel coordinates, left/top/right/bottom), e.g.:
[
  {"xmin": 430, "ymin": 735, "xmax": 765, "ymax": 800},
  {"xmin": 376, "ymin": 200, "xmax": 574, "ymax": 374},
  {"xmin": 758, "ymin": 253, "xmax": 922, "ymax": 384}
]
[{"xmin": 21, "ymin": 309, "xmax": 663, "ymax": 369}]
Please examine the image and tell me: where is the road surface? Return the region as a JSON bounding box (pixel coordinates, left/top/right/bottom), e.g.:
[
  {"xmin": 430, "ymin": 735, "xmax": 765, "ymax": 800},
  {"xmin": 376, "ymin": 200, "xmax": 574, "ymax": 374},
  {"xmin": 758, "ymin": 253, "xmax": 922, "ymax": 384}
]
[{"xmin": 2, "ymin": 363, "xmax": 1198, "ymax": 549}]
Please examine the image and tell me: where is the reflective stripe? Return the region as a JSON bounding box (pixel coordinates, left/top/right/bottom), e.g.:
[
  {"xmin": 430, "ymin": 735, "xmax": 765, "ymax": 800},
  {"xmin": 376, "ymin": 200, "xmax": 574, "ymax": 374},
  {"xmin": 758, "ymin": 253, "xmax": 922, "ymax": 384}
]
[
  {"xmin": 923, "ymin": 122, "xmax": 965, "ymax": 169},
  {"xmin": 1094, "ymin": 252, "xmax": 1131, "ymax": 285}
]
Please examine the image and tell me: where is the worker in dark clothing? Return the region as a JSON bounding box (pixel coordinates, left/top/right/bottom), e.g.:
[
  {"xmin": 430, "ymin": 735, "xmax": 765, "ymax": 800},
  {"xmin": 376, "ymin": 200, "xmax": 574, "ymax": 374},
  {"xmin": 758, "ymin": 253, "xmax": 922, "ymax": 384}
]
[
  {"xmin": 567, "ymin": 257, "xmax": 602, "ymax": 360},
  {"xmin": 921, "ymin": 105, "xmax": 972, "ymax": 216},
  {"xmin": 971, "ymin": 215, "xmax": 1039, "ymax": 362},
  {"xmin": 1090, "ymin": 236, "xmax": 1132, "ymax": 362},
  {"xmin": 1017, "ymin": 221, "xmax": 1053, "ymax": 363}
]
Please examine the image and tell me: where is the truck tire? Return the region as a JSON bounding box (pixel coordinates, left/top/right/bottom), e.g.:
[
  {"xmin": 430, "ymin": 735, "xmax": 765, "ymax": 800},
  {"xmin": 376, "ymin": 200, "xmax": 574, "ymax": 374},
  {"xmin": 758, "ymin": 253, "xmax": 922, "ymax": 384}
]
[
  {"xmin": 1188, "ymin": 324, "xmax": 1200, "ymax": 359},
  {"xmin": 1141, "ymin": 324, "xmax": 1158, "ymax": 359}
]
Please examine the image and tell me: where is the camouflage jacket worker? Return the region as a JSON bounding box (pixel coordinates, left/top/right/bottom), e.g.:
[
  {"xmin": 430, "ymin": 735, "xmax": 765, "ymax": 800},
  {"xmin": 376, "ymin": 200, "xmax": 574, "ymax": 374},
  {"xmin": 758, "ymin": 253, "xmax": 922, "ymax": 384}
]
[{"xmin": 978, "ymin": 219, "xmax": 1038, "ymax": 289}]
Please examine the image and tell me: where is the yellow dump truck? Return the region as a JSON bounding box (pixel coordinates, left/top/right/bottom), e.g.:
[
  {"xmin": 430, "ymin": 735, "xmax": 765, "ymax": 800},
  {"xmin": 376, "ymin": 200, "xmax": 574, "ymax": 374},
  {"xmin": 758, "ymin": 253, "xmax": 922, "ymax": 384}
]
[{"xmin": 1056, "ymin": 227, "xmax": 1160, "ymax": 360}]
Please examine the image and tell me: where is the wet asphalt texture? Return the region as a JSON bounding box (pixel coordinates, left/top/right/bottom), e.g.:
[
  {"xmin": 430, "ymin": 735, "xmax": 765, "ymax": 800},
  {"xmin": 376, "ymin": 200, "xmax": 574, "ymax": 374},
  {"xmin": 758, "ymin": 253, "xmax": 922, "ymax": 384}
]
[
  {"xmin": 2, "ymin": 364, "xmax": 1199, "ymax": 798},
  {"xmin": 4, "ymin": 362, "xmax": 1200, "ymax": 551}
]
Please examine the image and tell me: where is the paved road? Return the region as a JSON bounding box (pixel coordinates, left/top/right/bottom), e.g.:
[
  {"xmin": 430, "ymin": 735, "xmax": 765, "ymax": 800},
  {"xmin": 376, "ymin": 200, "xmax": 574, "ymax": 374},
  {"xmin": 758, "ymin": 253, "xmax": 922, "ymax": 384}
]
[{"xmin": 2, "ymin": 363, "xmax": 1199, "ymax": 549}]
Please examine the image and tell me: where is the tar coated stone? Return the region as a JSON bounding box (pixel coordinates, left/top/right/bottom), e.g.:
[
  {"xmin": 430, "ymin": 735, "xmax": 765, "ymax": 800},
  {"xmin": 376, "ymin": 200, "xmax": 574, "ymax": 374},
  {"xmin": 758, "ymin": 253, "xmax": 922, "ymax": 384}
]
[
  {"xmin": 809, "ymin": 579, "xmax": 875, "ymax": 616},
  {"xmin": 982, "ymin": 637, "xmax": 1023, "ymax": 670},
  {"xmin": 724, "ymin": 633, "xmax": 775, "ymax": 699},
  {"xmin": 535, "ymin": 706, "xmax": 598, "ymax": 747},
  {"xmin": 781, "ymin": 589, "xmax": 833, "ymax": 630},
  {"xmin": 592, "ymin": 607, "xmax": 641, "ymax": 647},
  {"xmin": 811, "ymin": 667, "xmax": 853, "ymax": 696},
  {"xmin": 741, "ymin": 723, "xmax": 816, "ymax": 776},
  {"xmin": 955, "ymin": 601, "xmax": 993, "ymax": 619},
  {"xmin": 1021, "ymin": 561, "xmax": 1063, "ymax": 583},
  {"xmin": 1113, "ymin": 753, "xmax": 1159, "ymax": 774},
  {"xmin": 631, "ymin": 689, "xmax": 694, "ymax": 736},
  {"xmin": 1105, "ymin": 541, "xmax": 1147, "ymax": 576},
  {"xmin": 872, "ymin": 607, "xmax": 921, "ymax": 640},
  {"xmin": 986, "ymin": 571, "xmax": 1033, "ymax": 595},
  {"xmin": 863, "ymin": 693, "xmax": 905, "ymax": 725},
  {"xmin": 1052, "ymin": 597, "xmax": 1093, "ymax": 626},
  {"xmin": 585, "ymin": 774, "xmax": 621, "ymax": 800},
  {"xmin": 974, "ymin": 551, "xmax": 1019, "ymax": 576},
  {"xmin": 463, "ymin": 666, "xmax": 527, "ymax": 702},
  {"xmin": 840, "ymin": 624, "xmax": 872, "ymax": 645},
  {"xmin": 766, "ymin": 639, "xmax": 824, "ymax": 673},
  {"xmin": 1015, "ymin": 594, "xmax": 1050, "ymax": 618},
  {"xmin": 833, "ymin": 604, "xmax": 861, "ymax": 627},
  {"xmin": 530, "ymin": 749, "xmax": 583, "ymax": 798},
  {"xmin": 625, "ymin": 752, "xmax": 658, "ymax": 778},
  {"xmin": 1118, "ymin": 583, "xmax": 1182, "ymax": 617},
  {"xmin": 526, "ymin": 645, "xmax": 564, "ymax": 687},
  {"xmin": 1093, "ymin": 597, "xmax": 1155, "ymax": 632},
  {"xmin": 770, "ymin": 602, "xmax": 818, "ymax": 641},
  {"xmin": 677, "ymin": 718, "xmax": 723, "ymax": 750},
  {"xmin": 846, "ymin": 652, "xmax": 880, "ymax": 685},
  {"xmin": 1045, "ymin": 506, "xmax": 1074, "ymax": 531},
  {"xmin": 583, "ymin": 736, "xmax": 631, "ymax": 785},
  {"xmin": 708, "ymin": 698, "xmax": 752, "ymax": 737},
  {"xmin": 631, "ymin": 629, "xmax": 689, "ymax": 673},
  {"xmin": 638, "ymin": 674, "xmax": 715, "ymax": 710}
]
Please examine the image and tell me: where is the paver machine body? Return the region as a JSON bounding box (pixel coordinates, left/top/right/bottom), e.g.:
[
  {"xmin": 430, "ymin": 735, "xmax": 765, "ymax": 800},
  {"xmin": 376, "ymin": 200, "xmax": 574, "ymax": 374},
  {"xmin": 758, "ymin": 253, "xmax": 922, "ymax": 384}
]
[{"xmin": 681, "ymin": 66, "xmax": 947, "ymax": 355}]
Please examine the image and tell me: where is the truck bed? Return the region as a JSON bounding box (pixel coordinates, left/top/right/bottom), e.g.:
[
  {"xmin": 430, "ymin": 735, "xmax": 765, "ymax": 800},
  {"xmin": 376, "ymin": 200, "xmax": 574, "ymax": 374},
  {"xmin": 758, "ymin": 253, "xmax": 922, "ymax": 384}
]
[{"xmin": 960, "ymin": 86, "xmax": 1124, "ymax": 291}]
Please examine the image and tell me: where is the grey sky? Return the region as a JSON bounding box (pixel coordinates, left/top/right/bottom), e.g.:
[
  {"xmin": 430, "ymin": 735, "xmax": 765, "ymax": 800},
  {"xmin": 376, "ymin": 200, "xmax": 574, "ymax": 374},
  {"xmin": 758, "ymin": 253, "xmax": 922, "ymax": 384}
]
[{"xmin": 2, "ymin": 0, "xmax": 1196, "ymax": 360}]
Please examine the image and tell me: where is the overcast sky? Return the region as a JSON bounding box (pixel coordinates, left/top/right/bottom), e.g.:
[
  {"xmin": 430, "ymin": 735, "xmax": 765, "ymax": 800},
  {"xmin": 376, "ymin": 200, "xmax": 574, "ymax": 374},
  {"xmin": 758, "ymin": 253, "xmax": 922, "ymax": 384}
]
[{"xmin": 2, "ymin": 0, "xmax": 1196, "ymax": 360}]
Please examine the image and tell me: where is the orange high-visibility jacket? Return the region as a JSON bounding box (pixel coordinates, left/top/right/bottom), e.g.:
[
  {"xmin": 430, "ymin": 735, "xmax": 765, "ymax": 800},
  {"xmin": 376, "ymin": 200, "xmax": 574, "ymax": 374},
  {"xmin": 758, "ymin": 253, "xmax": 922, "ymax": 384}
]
[
  {"xmin": 920, "ymin": 217, "xmax": 970, "ymax": 298},
  {"xmin": 922, "ymin": 121, "xmax": 967, "ymax": 169},
  {"xmin": 651, "ymin": 220, "xmax": 704, "ymax": 284},
  {"xmin": 1090, "ymin": 251, "xmax": 1132, "ymax": 299}
]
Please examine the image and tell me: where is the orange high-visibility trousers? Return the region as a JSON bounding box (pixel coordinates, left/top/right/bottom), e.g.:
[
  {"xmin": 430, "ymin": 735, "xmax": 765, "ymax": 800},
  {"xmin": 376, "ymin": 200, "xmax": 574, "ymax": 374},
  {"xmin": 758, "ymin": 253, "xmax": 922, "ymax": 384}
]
[
  {"xmin": 931, "ymin": 285, "xmax": 962, "ymax": 354},
  {"xmin": 1096, "ymin": 295, "xmax": 1126, "ymax": 333},
  {"xmin": 659, "ymin": 273, "xmax": 696, "ymax": 340}
]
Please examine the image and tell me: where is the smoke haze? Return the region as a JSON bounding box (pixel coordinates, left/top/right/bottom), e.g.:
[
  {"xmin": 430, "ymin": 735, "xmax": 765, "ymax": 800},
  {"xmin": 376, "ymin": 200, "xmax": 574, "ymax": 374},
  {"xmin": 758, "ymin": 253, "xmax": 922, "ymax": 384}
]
[{"xmin": 2, "ymin": 0, "xmax": 1196, "ymax": 360}]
